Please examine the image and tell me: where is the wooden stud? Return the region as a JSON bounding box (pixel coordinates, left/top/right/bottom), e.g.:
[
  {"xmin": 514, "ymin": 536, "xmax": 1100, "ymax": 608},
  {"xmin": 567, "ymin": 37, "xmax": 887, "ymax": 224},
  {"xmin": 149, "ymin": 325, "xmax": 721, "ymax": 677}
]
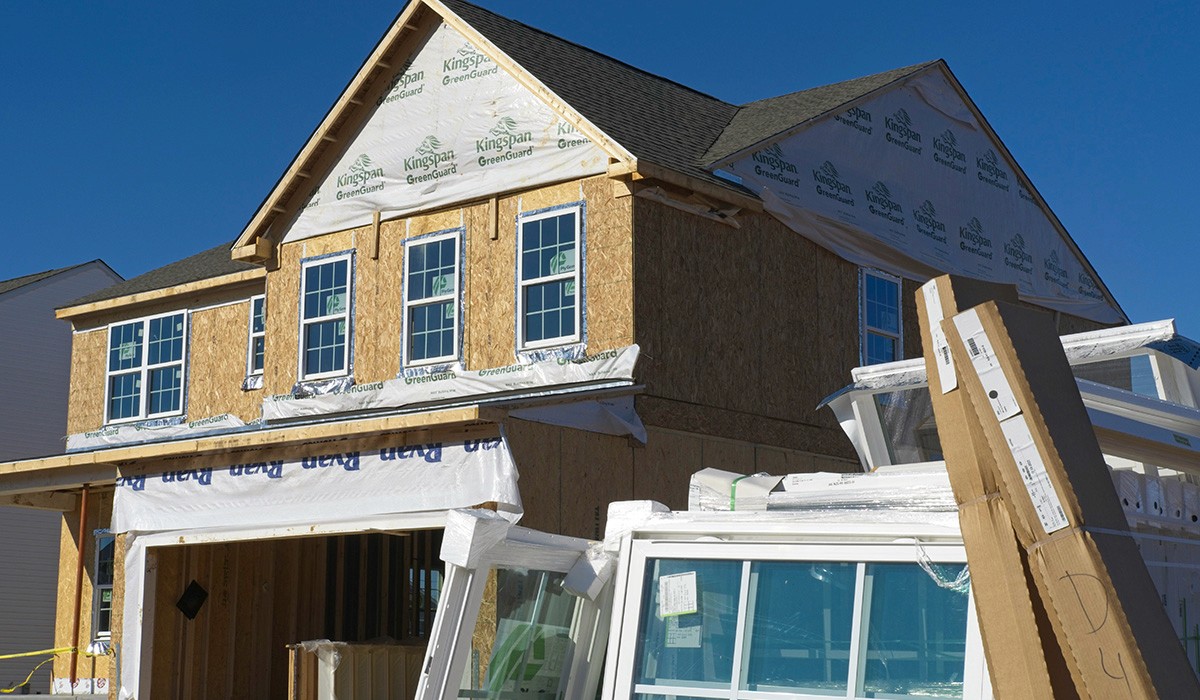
[
  {"xmin": 488, "ymin": 196, "xmax": 499, "ymax": 240},
  {"xmin": 370, "ymin": 211, "xmax": 382, "ymax": 260}
]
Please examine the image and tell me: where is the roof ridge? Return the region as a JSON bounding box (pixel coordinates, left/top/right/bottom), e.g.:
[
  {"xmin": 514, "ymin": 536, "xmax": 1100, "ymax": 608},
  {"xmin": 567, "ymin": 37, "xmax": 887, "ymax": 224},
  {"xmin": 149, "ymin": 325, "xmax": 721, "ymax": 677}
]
[
  {"xmin": 440, "ymin": 0, "xmax": 735, "ymax": 109},
  {"xmin": 739, "ymin": 60, "xmax": 939, "ymax": 109}
]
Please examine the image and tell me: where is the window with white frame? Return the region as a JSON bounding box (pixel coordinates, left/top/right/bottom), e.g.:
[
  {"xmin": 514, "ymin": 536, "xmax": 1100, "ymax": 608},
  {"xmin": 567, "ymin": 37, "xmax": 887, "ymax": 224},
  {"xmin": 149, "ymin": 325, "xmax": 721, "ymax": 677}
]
[
  {"xmin": 246, "ymin": 295, "xmax": 265, "ymax": 376},
  {"xmin": 299, "ymin": 254, "xmax": 351, "ymax": 379},
  {"xmin": 517, "ymin": 205, "xmax": 582, "ymax": 349},
  {"xmin": 615, "ymin": 543, "xmax": 974, "ymax": 700},
  {"xmin": 403, "ymin": 231, "xmax": 460, "ymax": 366},
  {"xmin": 106, "ymin": 312, "xmax": 187, "ymax": 422},
  {"xmin": 93, "ymin": 532, "xmax": 115, "ymax": 638},
  {"xmin": 861, "ymin": 269, "xmax": 902, "ymax": 365}
]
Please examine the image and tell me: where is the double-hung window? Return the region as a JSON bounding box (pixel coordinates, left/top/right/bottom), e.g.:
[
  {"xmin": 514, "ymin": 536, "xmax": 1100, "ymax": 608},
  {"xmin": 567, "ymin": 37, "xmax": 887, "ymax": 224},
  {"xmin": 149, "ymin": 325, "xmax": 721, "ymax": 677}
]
[
  {"xmin": 93, "ymin": 532, "xmax": 115, "ymax": 639},
  {"xmin": 517, "ymin": 205, "xmax": 582, "ymax": 349},
  {"xmin": 861, "ymin": 269, "xmax": 902, "ymax": 365},
  {"xmin": 246, "ymin": 295, "xmax": 266, "ymax": 376},
  {"xmin": 106, "ymin": 312, "xmax": 187, "ymax": 422},
  {"xmin": 300, "ymin": 254, "xmax": 352, "ymax": 379},
  {"xmin": 403, "ymin": 231, "xmax": 460, "ymax": 366}
]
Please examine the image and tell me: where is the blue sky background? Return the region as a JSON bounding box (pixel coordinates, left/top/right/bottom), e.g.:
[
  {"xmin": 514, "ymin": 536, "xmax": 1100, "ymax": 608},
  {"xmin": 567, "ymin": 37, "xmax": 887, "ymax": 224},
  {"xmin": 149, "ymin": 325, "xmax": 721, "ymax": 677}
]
[{"xmin": 1, "ymin": 1, "xmax": 1195, "ymax": 334}]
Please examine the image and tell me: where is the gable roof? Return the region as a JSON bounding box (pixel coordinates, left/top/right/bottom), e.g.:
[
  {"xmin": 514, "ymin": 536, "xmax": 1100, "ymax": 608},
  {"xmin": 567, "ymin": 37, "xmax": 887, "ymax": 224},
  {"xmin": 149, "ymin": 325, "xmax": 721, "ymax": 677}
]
[
  {"xmin": 0, "ymin": 261, "xmax": 117, "ymax": 297},
  {"xmin": 64, "ymin": 240, "xmax": 257, "ymax": 308}
]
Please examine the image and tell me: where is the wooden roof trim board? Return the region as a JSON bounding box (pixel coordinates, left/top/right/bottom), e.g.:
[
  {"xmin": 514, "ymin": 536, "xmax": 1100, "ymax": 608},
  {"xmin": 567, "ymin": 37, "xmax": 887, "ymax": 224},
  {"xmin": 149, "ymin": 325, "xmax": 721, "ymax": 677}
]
[
  {"xmin": 55, "ymin": 267, "xmax": 265, "ymax": 320},
  {"xmin": 232, "ymin": 0, "xmax": 636, "ymax": 264},
  {"xmin": 0, "ymin": 405, "xmax": 502, "ymax": 497}
]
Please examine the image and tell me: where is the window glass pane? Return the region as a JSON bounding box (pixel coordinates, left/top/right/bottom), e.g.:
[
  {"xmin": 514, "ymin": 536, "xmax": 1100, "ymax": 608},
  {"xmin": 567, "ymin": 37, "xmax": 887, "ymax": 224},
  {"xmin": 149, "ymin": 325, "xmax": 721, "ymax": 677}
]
[
  {"xmin": 97, "ymin": 536, "xmax": 115, "ymax": 586},
  {"xmin": 458, "ymin": 568, "xmax": 579, "ymax": 698},
  {"xmin": 108, "ymin": 373, "xmax": 141, "ymax": 420},
  {"xmin": 866, "ymin": 332, "xmax": 897, "ymax": 365},
  {"xmin": 148, "ymin": 365, "xmax": 182, "ymax": 415},
  {"xmin": 407, "ymin": 238, "xmax": 456, "ymax": 302},
  {"xmin": 865, "ymin": 274, "xmax": 900, "ymax": 335},
  {"xmin": 862, "ymin": 563, "xmax": 969, "ymax": 698},
  {"xmin": 108, "ymin": 322, "xmax": 143, "ymax": 372},
  {"xmin": 251, "ymin": 297, "xmax": 265, "ymax": 334},
  {"xmin": 743, "ymin": 561, "xmax": 856, "ymax": 695},
  {"xmin": 252, "ymin": 337, "xmax": 265, "ymax": 373},
  {"xmin": 147, "ymin": 314, "xmax": 184, "ymax": 365},
  {"xmin": 874, "ymin": 389, "xmax": 943, "ymax": 464},
  {"xmin": 521, "ymin": 213, "xmax": 576, "ymax": 281},
  {"xmin": 523, "ymin": 280, "xmax": 575, "ymax": 344},
  {"xmin": 1072, "ymin": 354, "xmax": 1162, "ymax": 399},
  {"xmin": 409, "ymin": 301, "xmax": 454, "ymax": 362},
  {"xmin": 634, "ymin": 559, "xmax": 742, "ymax": 689},
  {"xmin": 304, "ymin": 319, "xmax": 346, "ymax": 375},
  {"xmin": 303, "ymin": 260, "xmax": 348, "ymax": 319}
]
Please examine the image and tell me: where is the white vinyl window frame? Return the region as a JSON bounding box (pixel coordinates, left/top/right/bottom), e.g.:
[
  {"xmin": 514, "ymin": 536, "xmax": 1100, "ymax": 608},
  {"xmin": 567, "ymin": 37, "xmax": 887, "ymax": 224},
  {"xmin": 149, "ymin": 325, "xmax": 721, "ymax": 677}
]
[
  {"xmin": 417, "ymin": 525, "xmax": 611, "ymax": 700},
  {"xmin": 298, "ymin": 252, "xmax": 354, "ymax": 381},
  {"xmin": 246, "ymin": 295, "xmax": 266, "ymax": 376},
  {"xmin": 516, "ymin": 203, "xmax": 584, "ymax": 351},
  {"xmin": 104, "ymin": 310, "xmax": 189, "ymax": 424},
  {"xmin": 606, "ymin": 538, "xmax": 986, "ymax": 700},
  {"xmin": 860, "ymin": 268, "xmax": 903, "ymax": 365},
  {"xmin": 402, "ymin": 229, "xmax": 463, "ymax": 368},
  {"xmin": 93, "ymin": 530, "xmax": 116, "ymax": 640}
]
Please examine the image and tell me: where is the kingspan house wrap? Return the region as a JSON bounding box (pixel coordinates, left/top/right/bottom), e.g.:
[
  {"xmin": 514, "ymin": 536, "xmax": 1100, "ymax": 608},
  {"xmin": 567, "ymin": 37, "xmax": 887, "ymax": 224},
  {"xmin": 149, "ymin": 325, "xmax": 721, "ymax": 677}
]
[{"xmin": 0, "ymin": 0, "xmax": 1127, "ymax": 696}]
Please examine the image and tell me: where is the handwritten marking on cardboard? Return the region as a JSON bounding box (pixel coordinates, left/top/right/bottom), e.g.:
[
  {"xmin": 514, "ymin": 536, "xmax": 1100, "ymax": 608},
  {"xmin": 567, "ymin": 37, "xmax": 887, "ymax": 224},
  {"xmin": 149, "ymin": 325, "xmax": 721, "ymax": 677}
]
[
  {"xmin": 952, "ymin": 309, "xmax": 1022, "ymax": 421},
  {"xmin": 921, "ymin": 281, "xmax": 957, "ymax": 393},
  {"xmin": 658, "ymin": 571, "xmax": 698, "ymax": 617},
  {"xmin": 1000, "ymin": 416, "xmax": 1070, "ymax": 534}
]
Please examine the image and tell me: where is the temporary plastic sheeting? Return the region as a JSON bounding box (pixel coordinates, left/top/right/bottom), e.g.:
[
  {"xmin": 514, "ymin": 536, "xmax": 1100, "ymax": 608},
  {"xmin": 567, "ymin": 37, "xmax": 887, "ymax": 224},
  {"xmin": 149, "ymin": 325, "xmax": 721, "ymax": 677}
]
[
  {"xmin": 720, "ymin": 68, "xmax": 1123, "ymax": 324},
  {"xmin": 281, "ymin": 21, "xmax": 609, "ymax": 244},
  {"xmin": 262, "ymin": 345, "xmax": 639, "ymax": 421},
  {"xmin": 110, "ymin": 435, "xmax": 521, "ymax": 534},
  {"xmin": 509, "ymin": 395, "xmax": 646, "ymax": 442}
]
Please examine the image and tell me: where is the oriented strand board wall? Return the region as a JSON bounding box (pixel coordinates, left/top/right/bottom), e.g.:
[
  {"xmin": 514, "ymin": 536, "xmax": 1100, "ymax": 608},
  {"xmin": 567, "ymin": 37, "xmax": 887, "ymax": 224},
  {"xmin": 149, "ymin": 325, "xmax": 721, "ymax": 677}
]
[
  {"xmin": 65, "ymin": 329, "xmax": 106, "ymax": 435},
  {"xmin": 186, "ymin": 301, "xmax": 264, "ymax": 423},
  {"xmin": 632, "ymin": 199, "xmax": 859, "ymax": 458},
  {"xmin": 52, "ymin": 489, "xmax": 114, "ymax": 684}
]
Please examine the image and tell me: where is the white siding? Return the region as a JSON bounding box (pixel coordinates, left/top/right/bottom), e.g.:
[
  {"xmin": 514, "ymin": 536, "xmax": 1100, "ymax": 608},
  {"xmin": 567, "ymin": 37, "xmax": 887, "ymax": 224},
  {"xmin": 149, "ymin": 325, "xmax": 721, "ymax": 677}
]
[{"xmin": 0, "ymin": 262, "xmax": 121, "ymax": 691}]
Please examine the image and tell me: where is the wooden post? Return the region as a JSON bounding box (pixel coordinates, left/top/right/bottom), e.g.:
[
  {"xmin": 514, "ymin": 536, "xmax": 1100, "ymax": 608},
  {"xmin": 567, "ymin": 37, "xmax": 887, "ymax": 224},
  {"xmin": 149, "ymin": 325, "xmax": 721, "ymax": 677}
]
[{"xmin": 69, "ymin": 484, "xmax": 90, "ymax": 684}]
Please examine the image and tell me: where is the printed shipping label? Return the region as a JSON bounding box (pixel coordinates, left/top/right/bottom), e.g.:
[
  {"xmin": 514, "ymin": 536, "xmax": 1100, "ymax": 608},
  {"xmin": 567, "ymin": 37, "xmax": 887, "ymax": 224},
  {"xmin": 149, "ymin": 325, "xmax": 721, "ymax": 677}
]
[
  {"xmin": 952, "ymin": 309, "xmax": 1021, "ymax": 421},
  {"xmin": 658, "ymin": 571, "xmax": 699, "ymax": 617},
  {"xmin": 999, "ymin": 415, "xmax": 1070, "ymax": 534},
  {"xmin": 921, "ymin": 281, "xmax": 956, "ymax": 393},
  {"xmin": 665, "ymin": 615, "xmax": 702, "ymax": 648}
]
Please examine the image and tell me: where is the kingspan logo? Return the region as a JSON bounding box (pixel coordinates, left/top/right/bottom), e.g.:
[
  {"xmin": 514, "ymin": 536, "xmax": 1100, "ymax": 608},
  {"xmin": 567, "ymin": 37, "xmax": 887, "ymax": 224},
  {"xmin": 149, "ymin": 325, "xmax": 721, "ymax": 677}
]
[
  {"xmin": 404, "ymin": 135, "xmax": 458, "ymax": 185},
  {"xmin": 866, "ymin": 181, "xmax": 904, "ymax": 225},
  {"xmin": 976, "ymin": 149, "xmax": 1010, "ymax": 191},
  {"xmin": 885, "ymin": 107, "xmax": 922, "ymax": 154},
  {"xmin": 443, "ymin": 43, "xmax": 498, "ymax": 85},
  {"xmin": 834, "ymin": 105, "xmax": 873, "ymax": 135},
  {"xmin": 378, "ymin": 64, "xmax": 426, "ymax": 106},
  {"xmin": 476, "ymin": 117, "xmax": 534, "ymax": 168},
  {"xmin": 301, "ymin": 184, "xmax": 322, "ymax": 211},
  {"xmin": 812, "ymin": 160, "xmax": 855, "ymax": 206},
  {"xmin": 1043, "ymin": 250, "xmax": 1069, "ymax": 288},
  {"xmin": 751, "ymin": 144, "xmax": 802, "ymax": 188},
  {"xmin": 1018, "ymin": 187, "xmax": 1037, "ymax": 204},
  {"xmin": 932, "ymin": 129, "xmax": 966, "ymax": 173},
  {"xmin": 336, "ymin": 154, "xmax": 385, "ymax": 201},
  {"xmin": 958, "ymin": 216, "xmax": 993, "ymax": 259},
  {"xmin": 1077, "ymin": 272, "xmax": 1103, "ymax": 300},
  {"xmin": 913, "ymin": 200, "xmax": 947, "ymax": 243},
  {"xmin": 1003, "ymin": 234, "xmax": 1034, "ymax": 274},
  {"xmin": 556, "ymin": 121, "xmax": 589, "ymax": 150}
]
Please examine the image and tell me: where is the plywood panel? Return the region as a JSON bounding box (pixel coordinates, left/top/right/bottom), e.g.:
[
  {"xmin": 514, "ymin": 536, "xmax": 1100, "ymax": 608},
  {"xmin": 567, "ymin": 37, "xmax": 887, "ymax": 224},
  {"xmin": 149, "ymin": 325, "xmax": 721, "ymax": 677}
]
[
  {"xmin": 467, "ymin": 196, "xmax": 517, "ymax": 370},
  {"xmin": 502, "ymin": 419, "xmax": 562, "ymax": 534},
  {"xmin": 558, "ymin": 429, "xmax": 634, "ymax": 540},
  {"xmin": 633, "ymin": 427, "xmax": 703, "ymax": 510},
  {"xmin": 187, "ymin": 302, "xmax": 264, "ymax": 423},
  {"xmin": 51, "ymin": 489, "xmax": 114, "ymax": 684},
  {"xmin": 66, "ymin": 329, "xmax": 106, "ymax": 435}
]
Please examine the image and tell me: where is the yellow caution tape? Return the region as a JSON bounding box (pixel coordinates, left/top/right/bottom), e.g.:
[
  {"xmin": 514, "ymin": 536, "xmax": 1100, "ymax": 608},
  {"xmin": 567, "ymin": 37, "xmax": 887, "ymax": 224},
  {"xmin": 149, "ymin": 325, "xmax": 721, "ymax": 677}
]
[
  {"xmin": 0, "ymin": 646, "xmax": 75, "ymax": 660},
  {"xmin": 0, "ymin": 646, "xmax": 108, "ymax": 694}
]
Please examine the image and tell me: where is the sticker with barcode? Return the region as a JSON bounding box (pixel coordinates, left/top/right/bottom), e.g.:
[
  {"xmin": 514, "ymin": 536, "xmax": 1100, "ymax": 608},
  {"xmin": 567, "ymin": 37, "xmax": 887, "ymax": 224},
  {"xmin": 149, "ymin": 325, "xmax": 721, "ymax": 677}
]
[
  {"xmin": 921, "ymin": 281, "xmax": 956, "ymax": 393},
  {"xmin": 952, "ymin": 309, "xmax": 1022, "ymax": 421},
  {"xmin": 1000, "ymin": 415, "xmax": 1069, "ymax": 534}
]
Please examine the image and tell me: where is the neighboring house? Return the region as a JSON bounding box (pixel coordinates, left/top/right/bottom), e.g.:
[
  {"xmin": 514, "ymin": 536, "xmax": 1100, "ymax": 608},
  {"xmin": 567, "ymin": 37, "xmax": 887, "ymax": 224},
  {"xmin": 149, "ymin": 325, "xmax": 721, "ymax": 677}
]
[
  {"xmin": 0, "ymin": 262, "xmax": 122, "ymax": 694},
  {"xmin": 0, "ymin": 1, "xmax": 1128, "ymax": 696}
]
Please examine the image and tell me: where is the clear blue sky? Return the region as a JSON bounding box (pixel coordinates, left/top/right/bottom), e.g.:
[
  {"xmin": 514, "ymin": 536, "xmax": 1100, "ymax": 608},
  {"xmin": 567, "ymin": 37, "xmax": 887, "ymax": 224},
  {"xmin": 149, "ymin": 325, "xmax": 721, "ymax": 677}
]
[{"xmin": 2, "ymin": 1, "xmax": 1196, "ymax": 334}]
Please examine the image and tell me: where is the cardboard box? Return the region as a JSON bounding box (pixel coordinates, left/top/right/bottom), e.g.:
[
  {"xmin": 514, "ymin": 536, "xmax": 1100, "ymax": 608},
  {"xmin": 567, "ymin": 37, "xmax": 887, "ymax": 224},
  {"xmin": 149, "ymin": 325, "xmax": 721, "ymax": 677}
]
[
  {"xmin": 944, "ymin": 299, "xmax": 1200, "ymax": 698},
  {"xmin": 917, "ymin": 275, "xmax": 1079, "ymax": 698}
]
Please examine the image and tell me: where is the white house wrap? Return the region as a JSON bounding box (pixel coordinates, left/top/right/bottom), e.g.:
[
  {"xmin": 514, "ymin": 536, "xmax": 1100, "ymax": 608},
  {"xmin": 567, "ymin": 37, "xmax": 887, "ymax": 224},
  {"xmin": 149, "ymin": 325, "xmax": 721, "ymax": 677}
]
[
  {"xmin": 111, "ymin": 435, "xmax": 521, "ymax": 534},
  {"xmin": 722, "ymin": 70, "xmax": 1123, "ymax": 324},
  {"xmin": 282, "ymin": 22, "xmax": 610, "ymax": 243}
]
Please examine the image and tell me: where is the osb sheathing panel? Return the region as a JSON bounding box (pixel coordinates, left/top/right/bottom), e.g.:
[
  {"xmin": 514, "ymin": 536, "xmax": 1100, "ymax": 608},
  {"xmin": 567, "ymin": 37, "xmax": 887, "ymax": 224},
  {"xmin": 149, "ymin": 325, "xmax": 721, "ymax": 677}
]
[
  {"xmin": 66, "ymin": 329, "xmax": 106, "ymax": 435},
  {"xmin": 52, "ymin": 490, "xmax": 114, "ymax": 682},
  {"xmin": 187, "ymin": 302, "xmax": 263, "ymax": 423},
  {"xmin": 633, "ymin": 199, "xmax": 859, "ymax": 457}
]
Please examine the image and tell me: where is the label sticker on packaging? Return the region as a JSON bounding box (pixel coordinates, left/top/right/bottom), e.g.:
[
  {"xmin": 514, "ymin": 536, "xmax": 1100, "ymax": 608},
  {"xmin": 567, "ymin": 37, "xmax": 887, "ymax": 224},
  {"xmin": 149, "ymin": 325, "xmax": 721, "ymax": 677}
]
[
  {"xmin": 1000, "ymin": 415, "xmax": 1070, "ymax": 534},
  {"xmin": 665, "ymin": 615, "xmax": 702, "ymax": 648},
  {"xmin": 952, "ymin": 309, "xmax": 1022, "ymax": 421},
  {"xmin": 921, "ymin": 281, "xmax": 956, "ymax": 393},
  {"xmin": 658, "ymin": 571, "xmax": 698, "ymax": 617}
]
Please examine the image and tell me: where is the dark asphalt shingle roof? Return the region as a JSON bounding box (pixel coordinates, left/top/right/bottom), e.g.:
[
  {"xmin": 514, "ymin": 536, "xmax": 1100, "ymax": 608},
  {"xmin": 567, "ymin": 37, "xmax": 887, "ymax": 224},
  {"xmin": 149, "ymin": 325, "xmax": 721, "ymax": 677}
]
[
  {"xmin": 0, "ymin": 264, "xmax": 90, "ymax": 296},
  {"xmin": 64, "ymin": 240, "xmax": 257, "ymax": 308}
]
